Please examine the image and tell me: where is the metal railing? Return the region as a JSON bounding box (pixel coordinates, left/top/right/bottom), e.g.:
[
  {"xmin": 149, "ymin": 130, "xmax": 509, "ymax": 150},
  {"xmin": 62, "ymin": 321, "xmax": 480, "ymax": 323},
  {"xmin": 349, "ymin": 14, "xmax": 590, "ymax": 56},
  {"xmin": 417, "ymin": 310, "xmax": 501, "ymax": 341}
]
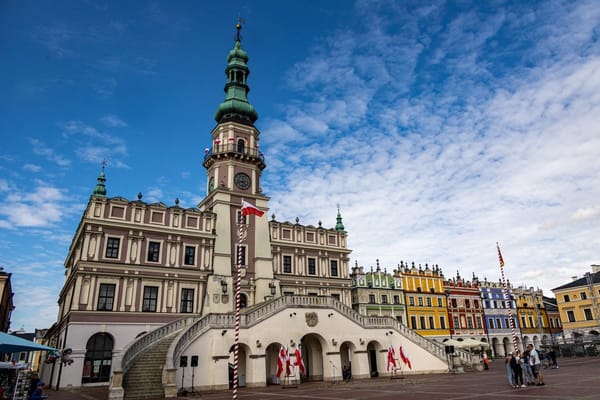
[{"xmin": 203, "ymin": 143, "xmax": 265, "ymax": 162}]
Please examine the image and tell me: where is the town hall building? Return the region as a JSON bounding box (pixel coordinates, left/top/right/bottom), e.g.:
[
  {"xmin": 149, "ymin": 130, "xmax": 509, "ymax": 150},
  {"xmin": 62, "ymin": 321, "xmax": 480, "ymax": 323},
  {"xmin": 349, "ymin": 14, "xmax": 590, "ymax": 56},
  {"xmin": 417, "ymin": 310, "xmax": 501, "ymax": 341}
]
[{"xmin": 40, "ymin": 24, "xmax": 465, "ymax": 398}]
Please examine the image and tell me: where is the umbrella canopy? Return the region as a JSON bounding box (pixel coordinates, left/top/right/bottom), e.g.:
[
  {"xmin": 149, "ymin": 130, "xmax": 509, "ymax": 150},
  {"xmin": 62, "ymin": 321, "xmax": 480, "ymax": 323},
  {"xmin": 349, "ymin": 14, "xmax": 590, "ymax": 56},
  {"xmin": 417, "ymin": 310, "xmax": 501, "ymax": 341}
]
[
  {"xmin": 0, "ymin": 332, "xmax": 56, "ymax": 353},
  {"xmin": 460, "ymin": 338, "xmax": 490, "ymax": 349},
  {"xmin": 443, "ymin": 339, "xmax": 463, "ymax": 347}
]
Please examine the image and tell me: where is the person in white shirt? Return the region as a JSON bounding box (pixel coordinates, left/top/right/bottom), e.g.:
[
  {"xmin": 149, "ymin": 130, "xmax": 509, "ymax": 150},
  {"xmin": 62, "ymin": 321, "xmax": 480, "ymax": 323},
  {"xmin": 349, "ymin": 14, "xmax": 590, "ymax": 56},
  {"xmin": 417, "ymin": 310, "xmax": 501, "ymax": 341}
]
[{"xmin": 527, "ymin": 344, "xmax": 545, "ymax": 386}]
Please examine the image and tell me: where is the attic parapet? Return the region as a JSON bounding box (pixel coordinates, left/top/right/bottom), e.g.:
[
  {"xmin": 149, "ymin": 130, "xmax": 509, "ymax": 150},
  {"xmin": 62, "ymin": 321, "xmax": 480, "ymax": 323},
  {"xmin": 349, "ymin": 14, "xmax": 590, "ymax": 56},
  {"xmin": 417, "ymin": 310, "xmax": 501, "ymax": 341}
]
[{"xmin": 87, "ymin": 196, "xmax": 216, "ymax": 233}]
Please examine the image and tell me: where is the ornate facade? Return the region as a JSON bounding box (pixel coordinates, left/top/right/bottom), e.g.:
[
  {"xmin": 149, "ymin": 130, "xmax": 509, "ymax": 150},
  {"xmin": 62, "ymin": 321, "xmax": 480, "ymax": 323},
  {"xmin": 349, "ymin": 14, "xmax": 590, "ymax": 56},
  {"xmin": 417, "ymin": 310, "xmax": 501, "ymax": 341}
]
[
  {"xmin": 41, "ymin": 24, "xmax": 457, "ymax": 396},
  {"xmin": 400, "ymin": 262, "xmax": 450, "ymax": 339},
  {"xmin": 552, "ymin": 265, "xmax": 600, "ymax": 341}
]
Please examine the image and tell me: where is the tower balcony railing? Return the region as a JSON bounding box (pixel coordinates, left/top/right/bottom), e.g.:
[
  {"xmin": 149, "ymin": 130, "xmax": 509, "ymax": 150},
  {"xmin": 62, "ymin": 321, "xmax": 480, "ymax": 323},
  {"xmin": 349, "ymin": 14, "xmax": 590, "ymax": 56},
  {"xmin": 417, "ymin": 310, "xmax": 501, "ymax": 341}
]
[{"xmin": 203, "ymin": 143, "xmax": 265, "ymax": 163}]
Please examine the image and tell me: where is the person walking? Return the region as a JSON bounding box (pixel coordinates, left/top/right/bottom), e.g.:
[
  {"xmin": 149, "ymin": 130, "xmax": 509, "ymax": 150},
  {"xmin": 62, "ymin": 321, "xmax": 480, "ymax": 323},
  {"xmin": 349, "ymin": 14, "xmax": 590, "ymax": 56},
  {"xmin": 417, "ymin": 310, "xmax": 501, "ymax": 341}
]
[
  {"xmin": 528, "ymin": 344, "xmax": 545, "ymax": 386},
  {"xmin": 482, "ymin": 352, "xmax": 489, "ymax": 370},
  {"xmin": 549, "ymin": 348, "xmax": 558, "ymax": 369}
]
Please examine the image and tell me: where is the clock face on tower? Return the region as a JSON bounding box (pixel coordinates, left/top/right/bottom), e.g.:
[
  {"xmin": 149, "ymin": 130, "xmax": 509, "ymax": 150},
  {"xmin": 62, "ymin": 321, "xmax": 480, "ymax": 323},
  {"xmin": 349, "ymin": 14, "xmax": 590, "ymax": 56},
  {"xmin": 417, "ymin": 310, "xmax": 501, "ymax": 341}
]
[{"xmin": 234, "ymin": 173, "xmax": 251, "ymax": 190}]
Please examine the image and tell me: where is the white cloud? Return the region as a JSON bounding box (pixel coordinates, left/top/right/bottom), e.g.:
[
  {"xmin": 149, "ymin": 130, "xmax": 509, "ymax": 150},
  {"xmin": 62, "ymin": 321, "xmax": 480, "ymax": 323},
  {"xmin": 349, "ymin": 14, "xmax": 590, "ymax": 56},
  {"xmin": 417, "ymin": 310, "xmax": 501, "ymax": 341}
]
[
  {"xmin": 28, "ymin": 138, "xmax": 71, "ymax": 167},
  {"xmin": 0, "ymin": 184, "xmax": 68, "ymax": 228},
  {"xmin": 23, "ymin": 163, "xmax": 42, "ymax": 172},
  {"xmin": 263, "ymin": 0, "xmax": 600, "ymax": 294},
  {"xmin": 60, "ymin": 120, "xmax": 129, "ymax": 167},
  {"xmin": 101, "ymin": 114, "xmax": 128, "ymax": 127}
]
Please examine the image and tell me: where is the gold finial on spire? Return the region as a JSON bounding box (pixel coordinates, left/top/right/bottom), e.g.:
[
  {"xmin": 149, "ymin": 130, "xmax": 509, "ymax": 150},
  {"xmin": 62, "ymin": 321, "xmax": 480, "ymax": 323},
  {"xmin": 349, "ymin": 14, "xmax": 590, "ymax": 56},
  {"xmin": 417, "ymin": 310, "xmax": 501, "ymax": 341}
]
[{"xmin": 235, "ymin": 16, "xmax": 245, "ymax": 42}]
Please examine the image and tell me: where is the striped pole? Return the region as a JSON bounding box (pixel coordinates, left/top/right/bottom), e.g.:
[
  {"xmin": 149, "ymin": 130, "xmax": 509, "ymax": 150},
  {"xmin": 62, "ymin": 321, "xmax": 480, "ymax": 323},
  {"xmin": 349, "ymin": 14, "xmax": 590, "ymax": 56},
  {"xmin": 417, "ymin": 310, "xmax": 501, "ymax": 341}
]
[
  {"xmin": 497, "ymin": 243, "xmax": 519, "ymax": 353},
  {"xmin": 232, "ymin": 212, "xmax": 246, "ymax": 400}
]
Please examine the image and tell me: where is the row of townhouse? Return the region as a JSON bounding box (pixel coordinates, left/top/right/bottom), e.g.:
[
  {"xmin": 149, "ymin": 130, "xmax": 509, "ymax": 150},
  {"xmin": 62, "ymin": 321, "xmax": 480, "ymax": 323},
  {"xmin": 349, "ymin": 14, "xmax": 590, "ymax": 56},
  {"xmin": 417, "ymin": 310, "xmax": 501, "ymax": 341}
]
[{"xmin": 350, "ymin": 262, "xmax": 562, "ymax": 357}]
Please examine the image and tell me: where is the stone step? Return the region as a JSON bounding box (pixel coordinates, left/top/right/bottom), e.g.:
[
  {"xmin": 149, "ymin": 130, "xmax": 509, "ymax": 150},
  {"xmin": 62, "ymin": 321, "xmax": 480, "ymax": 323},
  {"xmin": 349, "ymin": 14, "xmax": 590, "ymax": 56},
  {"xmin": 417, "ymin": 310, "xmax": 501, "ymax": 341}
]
[{"xmin": 123, "ymin": 334, "xmax": 178, "ymax": 400}]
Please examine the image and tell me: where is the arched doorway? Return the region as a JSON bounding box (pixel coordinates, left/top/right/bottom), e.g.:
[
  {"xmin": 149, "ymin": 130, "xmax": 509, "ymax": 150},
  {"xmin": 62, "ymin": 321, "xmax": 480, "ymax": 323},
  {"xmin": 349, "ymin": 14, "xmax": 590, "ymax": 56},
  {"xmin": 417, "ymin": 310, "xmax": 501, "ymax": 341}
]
[
  {"xmin": 82, "ymin": 332, "xmax": 114, "ymax": 383},
  {"xmin": 265, "ymin": 343, "xmax": 283, "ymax": 385},
  {"xmin": 300, "ymin": 334, "xmax": 325, "ymax": 382},
  {"xmin": 339, "ymin": 341, "xmax": 356, "ymax": 380},
  {"xmin": 502, "ymin": 337, "xmax": 512, "ymax": 356},
  {"xmin": 366, "ymin": 341, "xmax": 380, "ymax": 378},
  {"xmin": 492, "ymin": 337, "xmax": 501, "ymax": 357},
  {"xmin": 228, "ymin": 344, "xmax": 248, "ymax": 388}
]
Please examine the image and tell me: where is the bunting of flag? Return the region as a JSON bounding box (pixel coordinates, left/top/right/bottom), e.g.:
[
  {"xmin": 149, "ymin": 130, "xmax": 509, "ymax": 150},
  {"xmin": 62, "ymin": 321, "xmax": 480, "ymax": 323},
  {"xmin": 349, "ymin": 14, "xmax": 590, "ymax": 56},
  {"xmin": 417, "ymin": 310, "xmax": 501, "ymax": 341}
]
[
  {"xmin": 386, "ymin": 345, "xmax": 397, "ymax": 372},
  {"xmin": 241, "ymin": 200, "xmax": 264, "ymax": 217},
  {"xmin": 276, "ymin": 345, "xmax": 291, "ymax": 378},
  {"xmin": 399, "ymin": 345, "xmax": 412, "ymax": 369},
  {"xmin": 294, "ymin": 346, "xmax": 305, "ymax": 375}
]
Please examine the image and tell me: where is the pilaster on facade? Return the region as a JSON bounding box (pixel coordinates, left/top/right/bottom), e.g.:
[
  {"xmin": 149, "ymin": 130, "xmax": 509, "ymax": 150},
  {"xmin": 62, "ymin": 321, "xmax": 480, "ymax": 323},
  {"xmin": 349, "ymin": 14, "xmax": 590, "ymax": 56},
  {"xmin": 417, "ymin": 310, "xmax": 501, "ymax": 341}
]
[
  {"xmin": 513, "ymin": 285, "xmax": 551, "ymax": 344},
  {"xmin": 350, "ymin": 261, "xmax": 406, "ymax": 324},
  {"xmin": 444, "ymin": 272, "xmax": 487, "ymax": 340},
  {"xmin": 399, "ymin": 261, "xmax": 450, "ymax": 339},
  {"xmin": 552, "ymin": 266, "xmax": 600, "ymax": 341},
  {"xmin": 270, "ymin": 217, "xmax": 352, "ymax": 306}
]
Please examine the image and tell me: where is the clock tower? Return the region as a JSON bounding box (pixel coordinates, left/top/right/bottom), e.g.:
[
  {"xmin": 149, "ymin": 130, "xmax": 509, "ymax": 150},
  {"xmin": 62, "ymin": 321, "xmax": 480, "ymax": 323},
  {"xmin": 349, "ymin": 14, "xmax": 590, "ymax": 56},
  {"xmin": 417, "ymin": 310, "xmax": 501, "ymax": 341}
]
[{"xmin": 199, "ymin": 23, "xmax": 273, "ymax": 313}]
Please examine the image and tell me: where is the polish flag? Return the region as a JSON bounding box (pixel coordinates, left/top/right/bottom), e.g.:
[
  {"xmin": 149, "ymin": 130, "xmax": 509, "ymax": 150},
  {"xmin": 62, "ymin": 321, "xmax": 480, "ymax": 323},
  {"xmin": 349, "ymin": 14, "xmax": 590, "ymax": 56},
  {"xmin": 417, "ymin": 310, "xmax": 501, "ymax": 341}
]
[
  {"xmin": 241, "ymin": 200, "xmax": 264, "ymax": 217},
  {"xmin": 276, "ymin": 346, "xmax": 290, "ymax": 378},
  {"xmin": 399, "ymin": 345, "xmax": 412, "ymax": 369},
  {"xmin": 386, "ymin": 345, "xmax": 397, "ymax": 372},
  {"xmin": 294, "ymin": 346, "xmax": 306, "ymax": 375}
]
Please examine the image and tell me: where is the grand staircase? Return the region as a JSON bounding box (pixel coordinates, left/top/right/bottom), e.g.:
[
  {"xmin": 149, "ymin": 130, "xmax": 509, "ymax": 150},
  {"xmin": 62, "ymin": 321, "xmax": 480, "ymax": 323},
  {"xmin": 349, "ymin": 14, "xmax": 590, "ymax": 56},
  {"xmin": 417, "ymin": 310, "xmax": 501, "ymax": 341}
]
[{"xmin": 123, "ymin": 334, "xmax": 177, "ymax": 400}]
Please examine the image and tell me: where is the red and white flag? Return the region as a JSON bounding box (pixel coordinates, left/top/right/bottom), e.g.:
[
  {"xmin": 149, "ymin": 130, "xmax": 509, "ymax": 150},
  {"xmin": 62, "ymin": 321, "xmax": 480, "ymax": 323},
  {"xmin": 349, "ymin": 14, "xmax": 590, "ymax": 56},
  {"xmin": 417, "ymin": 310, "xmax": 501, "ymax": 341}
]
[
  {"xmin": 386, "ymin": 345, "xmax": 397, "ymax": 371},
  {"xmin": 241, "ymin": 200, "xmax": 264, "ymax": 217},
  {"xmin": 294, "ymin": 346, "xmax": 306, "ymax": 375},
  {"xmin": 276, "ymin": 345, "xmax": 291, "ymax": 378},
  {"xmin": 399, "ymin": 345, "xmax": 412, "ymax": 369}
]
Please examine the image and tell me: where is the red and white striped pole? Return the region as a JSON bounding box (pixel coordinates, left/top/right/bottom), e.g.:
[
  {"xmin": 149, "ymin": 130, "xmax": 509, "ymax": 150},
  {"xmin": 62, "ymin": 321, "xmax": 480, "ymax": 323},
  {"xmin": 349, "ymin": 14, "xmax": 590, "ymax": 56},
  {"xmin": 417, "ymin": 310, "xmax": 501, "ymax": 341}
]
[
  {"xmin": 232, "ymin": 212, "xmax": 245, "ymax": 400},
  {"xmin": 497, "ymin": 243, "xmax": 519, "ymax": 353}
]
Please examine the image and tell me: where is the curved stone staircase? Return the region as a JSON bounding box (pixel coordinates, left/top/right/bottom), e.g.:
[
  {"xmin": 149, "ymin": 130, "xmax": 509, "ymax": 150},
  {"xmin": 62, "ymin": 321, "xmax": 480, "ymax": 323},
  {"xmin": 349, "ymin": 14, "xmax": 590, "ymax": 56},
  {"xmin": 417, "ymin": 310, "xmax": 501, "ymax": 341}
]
[
  {"xmin": 109, "ymin": 296, "xmax": 472, "ymax": 400},
  {"xmin": 122, "ymin": 334, "xmax": 177, "ymax": 400}
]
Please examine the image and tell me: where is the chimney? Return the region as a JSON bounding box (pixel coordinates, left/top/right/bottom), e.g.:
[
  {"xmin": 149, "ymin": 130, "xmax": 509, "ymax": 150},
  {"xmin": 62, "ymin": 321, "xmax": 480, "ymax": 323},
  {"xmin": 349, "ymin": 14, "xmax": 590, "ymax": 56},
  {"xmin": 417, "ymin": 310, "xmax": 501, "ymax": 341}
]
[
  {"xmin": 572, "ymin": 276, "xmax": 578, "ymax": 281},
  {"xmin": 591, "ymin": 264, "xmax": 600, "ymax": 273}
]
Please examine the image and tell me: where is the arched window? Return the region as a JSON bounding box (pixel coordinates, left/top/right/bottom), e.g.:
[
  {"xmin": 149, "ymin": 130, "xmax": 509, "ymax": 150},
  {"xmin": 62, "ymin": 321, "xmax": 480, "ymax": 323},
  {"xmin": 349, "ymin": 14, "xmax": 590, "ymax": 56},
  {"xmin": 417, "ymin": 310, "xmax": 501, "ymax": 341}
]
[
  {"xmin": 237, "ymin": 139, "xmax": 245, "ymax": 154},
  {"xmin": 82, "ymin": 332, "xmax": 114, "ymax": 383}
]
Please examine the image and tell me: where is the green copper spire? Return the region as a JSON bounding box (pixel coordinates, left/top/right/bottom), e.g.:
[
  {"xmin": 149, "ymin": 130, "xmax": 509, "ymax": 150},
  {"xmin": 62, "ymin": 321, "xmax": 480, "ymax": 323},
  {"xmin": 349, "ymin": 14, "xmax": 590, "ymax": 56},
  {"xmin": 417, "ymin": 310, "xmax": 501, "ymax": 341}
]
[
  {"xmin": 92, "ymin": 164, "xmax": 107, "ymax": 197},
  {"xmin": 335, "ymin": 205, "xmax": 345, "ymax": 231},
  {"xmin": 214, "ymin": 22, "xmax": 258, "ymax": 125}
]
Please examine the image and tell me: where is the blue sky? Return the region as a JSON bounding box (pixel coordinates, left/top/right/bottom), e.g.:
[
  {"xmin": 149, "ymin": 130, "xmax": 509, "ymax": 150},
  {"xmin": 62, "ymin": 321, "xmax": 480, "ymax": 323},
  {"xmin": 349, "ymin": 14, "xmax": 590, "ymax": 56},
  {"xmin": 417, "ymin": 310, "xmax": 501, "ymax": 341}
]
[{"xmin": 1, "ymin": 0, "xmax": 599, "ymax": 331}]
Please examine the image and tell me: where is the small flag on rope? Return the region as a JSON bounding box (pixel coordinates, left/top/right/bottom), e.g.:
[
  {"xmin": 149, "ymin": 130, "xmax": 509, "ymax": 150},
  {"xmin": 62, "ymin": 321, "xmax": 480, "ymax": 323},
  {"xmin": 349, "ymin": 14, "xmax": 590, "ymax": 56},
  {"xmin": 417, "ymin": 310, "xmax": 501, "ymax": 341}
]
[
  {"xmin": 294, "ymin": 346, "xmax": 306, "ymax": 375},
  {"xmin": 386, "ymin": 345, "xmax": 397, "ymax": 372},
  {"xmin": 241, "ymin": 200, "xmax": 265, "ymax": 217}
]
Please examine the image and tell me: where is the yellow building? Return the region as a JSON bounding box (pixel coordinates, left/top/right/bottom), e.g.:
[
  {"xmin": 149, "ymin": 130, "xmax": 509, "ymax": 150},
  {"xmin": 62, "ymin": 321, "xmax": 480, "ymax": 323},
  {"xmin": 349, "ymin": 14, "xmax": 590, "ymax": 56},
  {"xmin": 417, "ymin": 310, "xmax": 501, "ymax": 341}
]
[
  {"xmin": 512, "ymin": 286, "xmax": 551, "ymax": 348},
  {"xmin": 400, "ymin": 262, "xmax": 450, "ymax": 340},
  {"xmin": 552, "ymin": 266, "xmax": 600, "ymax": 341}
]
